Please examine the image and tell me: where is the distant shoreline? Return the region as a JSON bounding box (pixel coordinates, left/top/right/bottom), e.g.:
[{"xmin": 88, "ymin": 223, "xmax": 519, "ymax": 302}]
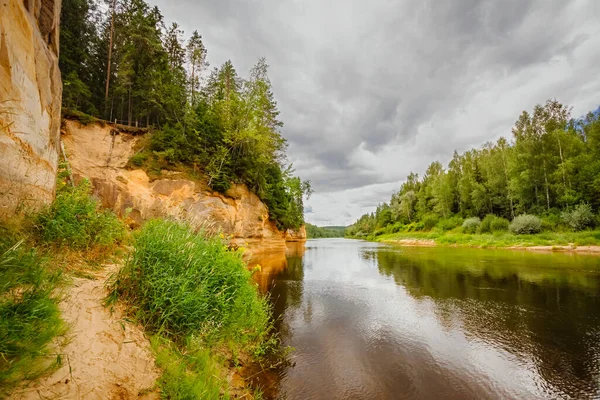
[{"xmin": 379, "ymin": 238, "xmax": 600, "ymax": 255}]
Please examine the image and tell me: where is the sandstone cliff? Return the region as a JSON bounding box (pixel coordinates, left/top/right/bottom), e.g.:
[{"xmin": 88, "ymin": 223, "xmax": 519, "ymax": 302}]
[
  {"xmin": 61, "ymin": 119, "xmax": 306, "ymax": 252},
  {"xmin": 0, "ymin": 0, "xmax": 62, "ymax": 217}
]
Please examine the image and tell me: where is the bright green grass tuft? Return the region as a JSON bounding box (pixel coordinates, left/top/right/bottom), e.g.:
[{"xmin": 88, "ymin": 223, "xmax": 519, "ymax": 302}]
[
  {"xmin": 0, "ymin": 231, "xmax": 63, "ymax": 396},
  {"xmin": 109, "ymin": 219, "xmax": 270, "ymax": 343},
  {"xmin": 35, "ymin": 179, "xmax": 126, "ymax": 250},
  {"xmin": 109, "ymin": 219, "xmax": 275, "ymax": 398}
]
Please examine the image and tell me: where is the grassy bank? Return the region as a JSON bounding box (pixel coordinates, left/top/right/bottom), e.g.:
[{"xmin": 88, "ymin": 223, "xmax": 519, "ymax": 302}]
[
  {"xmin": 0, "ymin": 230, "xmax": 63, "ymax": 396},
  {"xmin": 1, "ymin": 179, "xmax": 125, "ymax": 396},
  {"xmin": 374, "ymin": 230, "xmax": 600, "ymax": 250},
  {"xmin": 109, "ymin": 219, "xmax": 279, "ymax": 399},
  {"xmin": 3, "ymin": 175, "xmax": 280, "ymax": 398}
]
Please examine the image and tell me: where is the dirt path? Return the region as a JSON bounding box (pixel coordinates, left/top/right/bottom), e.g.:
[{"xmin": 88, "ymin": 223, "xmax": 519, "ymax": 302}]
[{"xmin": 10, "ymin": 265, "xmax": 160, "ymax": 400}]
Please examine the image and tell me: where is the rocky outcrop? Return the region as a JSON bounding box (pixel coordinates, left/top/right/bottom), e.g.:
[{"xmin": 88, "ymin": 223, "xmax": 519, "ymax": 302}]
[
  {"xmin": 0, "ymin": 0, "xmax": 62, "ymax": 217},
  {"xmin": 61, "ymin": 119, "xmax": 306, "ymax": 253}
]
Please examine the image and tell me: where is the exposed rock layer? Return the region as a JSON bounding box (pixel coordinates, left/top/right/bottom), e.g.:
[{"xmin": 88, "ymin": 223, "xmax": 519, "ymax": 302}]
[
  {"xmin": 62, "ymin": 120, "xmax": 305, "ymax": 253},
  {"xmin": 0, "ymin": 0, "xmax": 62, "ymax": 217}
]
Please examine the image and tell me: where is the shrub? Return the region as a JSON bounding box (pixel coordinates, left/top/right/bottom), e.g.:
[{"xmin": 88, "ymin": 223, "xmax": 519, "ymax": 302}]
[
  {"xmin": 561, "ymin": 203, "xmax": 595, "ymax": 231},
  {"xmin": 509, "ymin": 214, "xmax": 542, "ymax": 234},
  {"xmin": 129, "ymin": 151, "xmax": 149, "ymax": 167},
  {"xmin": 109, "ymin": 220, "xmax": 270, "ymax": 343},
  {"xmin": 479, "ymin": 214, "xmax": 510, "ymax": 233},
  {"xmin": 490, "ymin": 216, "xmax": 510, "ymax": 232},
  {"xmin": 462, "ymin": 217, "xmax": 481, "ymax": 234},
  {"xmin": 436, "ymin": 216, "xmax": 463, "ymax": 232},
  {"xmin": 0, "ymin": 232, "xmax": 63, "ymax": 393},
  {"xmin": 540, "ymin": 214, "xmax": 561, "ymax": 232},
  {"xmin": 390, "ymin": 222, "xmax": 404, "ymax": 233},
  {"xmin": 407, "ymin": 221, "xmax": 425, "ymax": 232},
  {"xmin": 35, "ymin": 180, "xmax": 126, "ymax": 249},
  {"xmin": 422, "ymin": 215, "xmax": 439, "ymax": 231}
]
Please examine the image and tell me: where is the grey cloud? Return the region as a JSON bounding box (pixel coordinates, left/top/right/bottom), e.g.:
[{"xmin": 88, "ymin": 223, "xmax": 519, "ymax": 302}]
[{"xmin": 152, "ymin": 0, "xmax": 599, "ymax": 224}]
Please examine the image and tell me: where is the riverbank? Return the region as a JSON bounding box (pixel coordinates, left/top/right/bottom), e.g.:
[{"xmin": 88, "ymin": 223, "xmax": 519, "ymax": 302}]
[
  {"xmin": 2, "ymin": 180, "xmax": 281, "ymax": 398},
  {"xmin": 371, "ymin": 231, "xmax": 600, "ymax": 254}
]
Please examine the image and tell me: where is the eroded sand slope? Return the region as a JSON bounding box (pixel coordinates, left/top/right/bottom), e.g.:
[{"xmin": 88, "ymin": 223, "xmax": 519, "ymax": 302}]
[{"xmin": 11, "ymin": 265, "xmax": 160, "ymax": 400}]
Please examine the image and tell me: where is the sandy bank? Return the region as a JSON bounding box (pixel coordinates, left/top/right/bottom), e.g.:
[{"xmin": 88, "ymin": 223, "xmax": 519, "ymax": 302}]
[
  {"xmin": 11, "ymin": 264, "xmax": 160, "ymax": 400},
  {"xmin": 383, "ymin": 239, "xmax": 600, "ymax": 255}
]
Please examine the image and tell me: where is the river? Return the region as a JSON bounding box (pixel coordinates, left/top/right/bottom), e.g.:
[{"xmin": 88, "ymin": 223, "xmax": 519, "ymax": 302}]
[{"xmin": 250, "ymin": 238, "xmax": 600, "ymax": 399}]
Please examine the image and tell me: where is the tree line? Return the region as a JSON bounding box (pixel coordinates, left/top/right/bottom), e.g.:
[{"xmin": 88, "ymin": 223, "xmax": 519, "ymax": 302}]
[
  {"xmin": 60, "ymin": 0, "xmax": 311, "ymax": 230},
  {"xmin": 306, "ymin": 224, "xmax": 346, "ymax": 239},
  {"xmin": 347, "ymin": 100, "xmax": 600, "ymax": 237}
]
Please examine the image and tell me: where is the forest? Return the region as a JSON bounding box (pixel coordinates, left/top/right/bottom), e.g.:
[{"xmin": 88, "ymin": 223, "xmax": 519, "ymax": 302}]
[
  {"xmin": 347, "ymin": 100, "xmax": 600, "ymax": 239},
  {"xmin": 60, "ymin": 0, "xmax": 310, "ymax": 230},
  {"xmin": 306, "ymin": 224, "xmax": 346, "ymax": 239}
]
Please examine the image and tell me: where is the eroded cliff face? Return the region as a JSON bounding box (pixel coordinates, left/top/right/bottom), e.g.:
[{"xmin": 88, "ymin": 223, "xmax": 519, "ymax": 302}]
[
  {"xmin": 61, "ymin": 119, "xmax": 306, "ymax": 253},
  {"xmin": 0, "ymin": 0, "xmax": 62, "ymax": 217}
]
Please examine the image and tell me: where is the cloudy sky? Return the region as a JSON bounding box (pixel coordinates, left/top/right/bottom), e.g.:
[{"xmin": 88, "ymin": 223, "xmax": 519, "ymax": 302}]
[{"xmin": 151, "ymin": 0, "xmax": 600, "ymax": 226}]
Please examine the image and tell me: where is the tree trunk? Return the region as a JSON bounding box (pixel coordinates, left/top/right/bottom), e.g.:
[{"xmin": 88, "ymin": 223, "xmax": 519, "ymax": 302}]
[
  {"xmin": 190, "ymin": 63, "xmax": 195, "ymax": 106},
  {"xmin": 127, "ymin": 86, "xmax": 132, "ymax": 126},
  {"xmin": 500, "ymin": 149, "xmax": 515, "ymax": 218},
  {"xmin": 104, "ymin": 0, "xmax": 116, "ymax": 117},
  {"xmin": 556, "ymin": 133, "xmax": 571, "ymax": 193},
  {"xmin": 543, "ymin": 159, "xmax": 550, "ymax": 210}
]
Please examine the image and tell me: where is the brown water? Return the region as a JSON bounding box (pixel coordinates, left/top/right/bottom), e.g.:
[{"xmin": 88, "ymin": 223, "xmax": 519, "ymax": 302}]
[{"xmin": 251, "ymin": 238, "xmax": 600, "ymax": 400}]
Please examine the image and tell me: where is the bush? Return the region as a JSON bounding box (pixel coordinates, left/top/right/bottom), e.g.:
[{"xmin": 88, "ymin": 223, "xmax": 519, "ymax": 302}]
[
  {"xmin": 35, "ymin": 180, "xmax": 126, "ymax": 249},
  {"xmin": 561, "ymin": 203, "xmax": 595, "ymax": 231},
  {"xmin": 109, "ymin": 220, "xmax": 270, "ymax": 343},
  {"xmin": 462, "ymin": 217, "xmax": 481, "ymax": 234},
  {"xmin": 436, "ymin": 216, "xmax": 463, "ymax": 232},
  {"xmin": 129, "ymin": 151, "xmax": 149, "ymax": 167},
  {"xmin": 509, "ymin": 214, "xmax": 542, "ymax": 234},
  {"xmin": 390, "ymin": 222, "xmax": 404, "ymax": 233},
  {"xmin": 479, "ymin": 214, "xmax": 510, "ymax": 233},
  {"xmin": 407, "ymin": 221, "xmax": 425, "ymax": 232},
  {"xmin": 422, "ymin": 215, "xmax": 439, "ymax": 231},
  {"xmin": 0, "ymin": 232, "xmax": 63, "ymax": 394},
  {"xmin": 540, "ymin": 214, "xmax": 561, "ymax": 232},
  {"xmin": 490, "ymin": 216, "xmax": 510, "ymax": 232}
]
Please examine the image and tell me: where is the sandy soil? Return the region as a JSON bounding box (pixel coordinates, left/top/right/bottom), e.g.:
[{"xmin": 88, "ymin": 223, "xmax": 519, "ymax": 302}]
[
  {"xmin": 505, "ymin": 245, "xmax": 600, "ymax": 254},
  {"xmin": 10, "ymin": 265, "xmax": 160, "ymax": 400},
  {"xmin": 384, "ymin": 239, "xmax": 600, "ymax": 255},
  {"xmin": 385, "ymin": 239, "xmax": 437, "ymax": 247}
]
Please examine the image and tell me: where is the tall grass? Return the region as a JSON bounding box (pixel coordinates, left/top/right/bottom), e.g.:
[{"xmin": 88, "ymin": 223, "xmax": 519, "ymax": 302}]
[
  {"xmin": 35, "ymin": 179, "xmax": 126, "ymax": 250},
  {"xmin": 1, "ymin": 175, "xmax": 128, "ymax": 395},
  {"xmin": 109, "ymin": 219, "xmax": 274, "ymax": 398},
  {"xmin": 0, "ymin": 230, "xmax": 63, "ymax": 396}
]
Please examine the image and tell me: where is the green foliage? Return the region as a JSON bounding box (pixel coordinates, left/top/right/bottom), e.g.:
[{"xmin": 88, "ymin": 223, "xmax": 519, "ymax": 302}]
[
  {"xmin": 110, "ymin": 220, "xmax": 270, "ymax": 342},
  {"xmin": 490, "ymin": 216, "xmax": 510, "ymax": 232},
  {"xmin": 306, "ymin": 224, "xmax": 345, "ymax": 238},
  {"xmin": 561, "ymin": 203, "xmax": 595, "ymax": 231},
  {"xmin": 509, "ymin": 215, "xmax": 542, "ymax": 234},
  {"xmin": 422, "ymin": 215, "xmax": 439, "ymax": 231},
  {"xmin": 35, "ymin": 180, "xmax": 126, "ymax": 249},
  {"xmin": 436, "ymin": 216, "xmax": 463, "ymax": 232},
  {"xmin": 347, "ymin": 102, "xmax": 600, "ymax": 240},
  {"xmin": 59, "ymin": 0, "xmax": 310, "ymax": 231},
  {"xmin": 540, "ymin": 214, "xmax": 562, "ymax": 232},
  {"xmin": 479, "ymin": 214, "xmax": 510, "ymax": 233},
  {"xmin": 150, "ymin": 336, "xmax": 225, "ymax": 399},
  {"xmin": 0, "ymin": 232, "xmax": 63, "ymax": 395},
  {"xmin": 462, "ymin": 217, "xmax": 481, "ymax": 234},
  {"xmin": 109, "ymin": 219, "xmax": 276, "ymax": 398},
  {"xmin": 129, "ymin": 151, "xmax": 149, "ymax": 167}
]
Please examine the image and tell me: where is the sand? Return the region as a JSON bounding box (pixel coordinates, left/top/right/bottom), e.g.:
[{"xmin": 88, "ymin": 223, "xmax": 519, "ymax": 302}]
[
  {"xmin": 10, "ymin": 265, "xmax": 160, "ymax": 400},
  {"xmin": 384, "ymin": 239, "xmax": 600, "ymax": 255}
]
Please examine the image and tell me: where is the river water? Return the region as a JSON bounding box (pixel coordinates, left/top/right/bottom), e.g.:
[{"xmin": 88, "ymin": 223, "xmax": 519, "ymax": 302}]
[{"xmin": 250, "ymin": 238, "xmax": 600, "ymax": 400}]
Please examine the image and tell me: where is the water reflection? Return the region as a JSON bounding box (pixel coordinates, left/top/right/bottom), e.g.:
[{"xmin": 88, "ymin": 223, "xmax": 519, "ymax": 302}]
[{"xmin": 253, "ymin": 239, "xmax": 600, "ymax": 399}]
